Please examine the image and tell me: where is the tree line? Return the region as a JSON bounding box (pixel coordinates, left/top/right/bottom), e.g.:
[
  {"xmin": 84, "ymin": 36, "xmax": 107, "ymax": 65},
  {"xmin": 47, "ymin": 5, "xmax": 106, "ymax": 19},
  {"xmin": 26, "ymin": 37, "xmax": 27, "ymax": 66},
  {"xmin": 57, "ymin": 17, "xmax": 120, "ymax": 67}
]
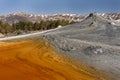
[{"xmin": 0, "ymin": 20, "xmax": 74, "ymax": 35}]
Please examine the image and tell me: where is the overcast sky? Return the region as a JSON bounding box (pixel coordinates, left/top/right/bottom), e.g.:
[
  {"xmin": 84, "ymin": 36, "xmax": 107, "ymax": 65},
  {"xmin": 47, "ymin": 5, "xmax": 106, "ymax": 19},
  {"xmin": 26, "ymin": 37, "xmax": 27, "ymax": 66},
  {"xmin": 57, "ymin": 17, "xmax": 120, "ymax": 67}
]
[{"xmin": 0, "ymin": 0, "xmax": 119, "ymax": 14}]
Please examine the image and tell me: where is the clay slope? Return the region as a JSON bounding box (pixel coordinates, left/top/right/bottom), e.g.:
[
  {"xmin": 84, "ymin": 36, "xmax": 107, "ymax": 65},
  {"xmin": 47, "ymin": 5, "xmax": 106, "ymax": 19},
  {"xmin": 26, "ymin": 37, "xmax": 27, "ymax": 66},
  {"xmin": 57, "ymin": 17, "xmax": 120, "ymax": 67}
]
[{"xmin": 43, "ymin": 13, "xmax": 120, "ymax": 80}]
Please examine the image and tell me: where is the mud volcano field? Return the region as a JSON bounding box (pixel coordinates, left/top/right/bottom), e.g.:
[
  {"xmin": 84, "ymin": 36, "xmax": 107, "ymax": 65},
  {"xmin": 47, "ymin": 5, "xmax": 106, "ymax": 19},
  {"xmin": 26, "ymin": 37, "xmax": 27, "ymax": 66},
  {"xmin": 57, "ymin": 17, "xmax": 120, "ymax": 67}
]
[{"xmin": 0, "ymin": 13, "xmax": 120, "ymax": 80}]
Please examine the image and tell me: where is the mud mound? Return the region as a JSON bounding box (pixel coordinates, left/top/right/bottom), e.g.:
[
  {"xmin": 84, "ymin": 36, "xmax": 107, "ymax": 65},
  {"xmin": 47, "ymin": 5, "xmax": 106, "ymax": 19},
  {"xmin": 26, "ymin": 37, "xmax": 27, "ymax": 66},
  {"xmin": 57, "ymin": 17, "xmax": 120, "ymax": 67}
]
[{"xmin": 43, "ymin": 13, "xmax": 120, "ymax": 80}]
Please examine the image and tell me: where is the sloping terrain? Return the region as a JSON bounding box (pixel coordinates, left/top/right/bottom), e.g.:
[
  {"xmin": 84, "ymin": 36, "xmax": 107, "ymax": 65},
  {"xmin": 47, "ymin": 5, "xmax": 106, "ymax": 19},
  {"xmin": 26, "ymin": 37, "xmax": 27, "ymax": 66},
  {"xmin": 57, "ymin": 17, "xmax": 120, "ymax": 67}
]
[
  {"xmin": 0, "ymin": 13, "xmax": 120, "ymax": 80},
  {"xmin": 42, "ymin": 13, "xmax": 120, "ymax": 80}
]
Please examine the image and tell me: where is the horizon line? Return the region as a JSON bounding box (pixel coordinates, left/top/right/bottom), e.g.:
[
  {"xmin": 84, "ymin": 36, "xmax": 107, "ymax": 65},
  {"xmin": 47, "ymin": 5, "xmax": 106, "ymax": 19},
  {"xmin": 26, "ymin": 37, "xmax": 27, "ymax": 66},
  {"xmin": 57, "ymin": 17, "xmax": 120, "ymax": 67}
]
[{"xmin": 0, "ymin": 11, "xmax": 120, "ymax": 16}]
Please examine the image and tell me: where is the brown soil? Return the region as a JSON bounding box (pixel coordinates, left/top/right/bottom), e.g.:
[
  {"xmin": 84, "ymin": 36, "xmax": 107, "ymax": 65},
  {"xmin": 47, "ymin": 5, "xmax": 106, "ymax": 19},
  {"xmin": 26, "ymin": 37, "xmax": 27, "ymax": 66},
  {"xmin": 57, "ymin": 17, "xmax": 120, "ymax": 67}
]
[{"xmin": 0, "ymin": 40, "xmax": 112, "ymax": 80}]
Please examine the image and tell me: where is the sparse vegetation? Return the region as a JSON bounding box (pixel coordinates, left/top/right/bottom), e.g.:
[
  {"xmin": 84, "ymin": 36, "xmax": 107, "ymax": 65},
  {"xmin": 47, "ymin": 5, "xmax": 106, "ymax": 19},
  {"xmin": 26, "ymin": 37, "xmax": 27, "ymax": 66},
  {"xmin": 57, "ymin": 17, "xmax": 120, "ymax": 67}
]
[{"xmin": 0, "ymin": 20, "xmax": 74, "ymax": 35}]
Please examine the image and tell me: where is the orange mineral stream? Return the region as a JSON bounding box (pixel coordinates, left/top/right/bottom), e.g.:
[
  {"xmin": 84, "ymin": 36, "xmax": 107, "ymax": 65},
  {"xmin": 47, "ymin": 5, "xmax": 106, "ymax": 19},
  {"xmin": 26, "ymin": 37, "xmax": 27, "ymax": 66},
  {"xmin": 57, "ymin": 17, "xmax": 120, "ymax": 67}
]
[{"xmin": 0, "ymin": 40, "xmax": 112, "ymax": 80}]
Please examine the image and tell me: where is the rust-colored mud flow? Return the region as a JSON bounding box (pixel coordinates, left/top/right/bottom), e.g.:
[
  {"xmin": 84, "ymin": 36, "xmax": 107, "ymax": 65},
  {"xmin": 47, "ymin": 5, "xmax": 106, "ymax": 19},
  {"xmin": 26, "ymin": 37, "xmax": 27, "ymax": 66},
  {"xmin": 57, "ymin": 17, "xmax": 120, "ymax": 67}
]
[{"xmin": 0, "ymin": 40, "xmax": 111, "ymax": 80}]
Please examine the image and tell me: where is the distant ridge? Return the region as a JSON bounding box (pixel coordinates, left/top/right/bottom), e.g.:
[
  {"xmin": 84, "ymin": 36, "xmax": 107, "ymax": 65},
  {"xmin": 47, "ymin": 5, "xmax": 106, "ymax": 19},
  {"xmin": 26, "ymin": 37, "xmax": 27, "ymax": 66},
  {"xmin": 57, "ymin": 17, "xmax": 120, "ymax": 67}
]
[{"xmin": 0, "ymin": 12, "xmax": 120, "ymax": 24}]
